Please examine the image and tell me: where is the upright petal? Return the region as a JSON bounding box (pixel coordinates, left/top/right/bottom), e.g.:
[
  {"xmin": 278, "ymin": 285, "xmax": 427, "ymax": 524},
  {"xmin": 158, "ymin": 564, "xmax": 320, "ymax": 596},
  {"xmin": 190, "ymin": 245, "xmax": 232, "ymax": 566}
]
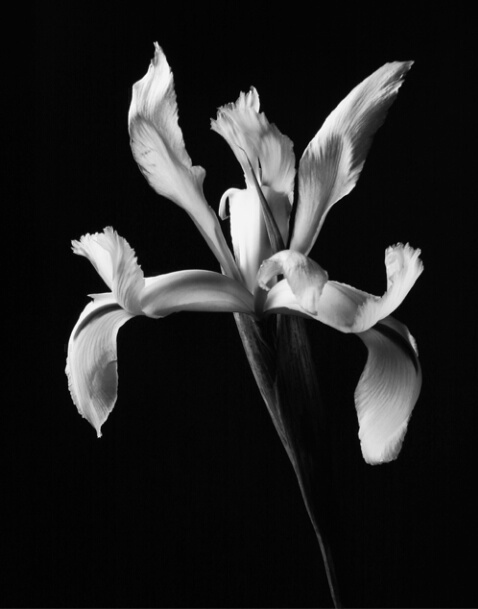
[
  {"xmin": 141, "ymin": 269, "xmax": 254, "ymax": 317},
  {"xmin": 355, "ymin": 316, "xmax": 422, "ymax": 464},
  {"xmin": 72, "ymin": 227, "xmax": 144, "ymax": 314},
  {"xmin": 129, "ymin": 42, "xmax": 206, "ymax": 206},
  {"xmin": 129, "ymin": 43, "xmax": 240, "ymax": 280},
  {"xmin": 211, "ymin": 87, "xmax": 295, "ymax": 243},
  {"xmin": 219, "ymin": 186, "xmax": 271, "ymax": 293},
  {"xmin": 263, "ymin": 244, "xmax": 423, "ymax": 333},
  {"xmin": 291, "ymin": 61, "xmax": 413, "ymax": 255},
  {"xmin": 66, "ymin": 294, "xmax": 134, "ymax": 437}
]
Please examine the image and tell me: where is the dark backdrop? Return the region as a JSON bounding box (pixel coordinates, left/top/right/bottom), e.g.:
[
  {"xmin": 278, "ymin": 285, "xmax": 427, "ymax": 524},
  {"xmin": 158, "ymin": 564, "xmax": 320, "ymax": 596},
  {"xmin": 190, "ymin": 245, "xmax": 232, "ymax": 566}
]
[{"xmin": 11, "ymin": 4, "xmax": 475, "ymax": 607}]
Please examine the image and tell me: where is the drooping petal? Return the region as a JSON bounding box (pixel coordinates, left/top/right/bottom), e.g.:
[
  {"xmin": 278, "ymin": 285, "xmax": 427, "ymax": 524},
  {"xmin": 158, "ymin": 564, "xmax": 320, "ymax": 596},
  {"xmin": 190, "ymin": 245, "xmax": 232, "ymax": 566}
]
[
  {"xmin": 72, "ymin": 227, "xmax": 144, "ymax": 314},
  {"xmin": 263, "ymin": 244, "xmax": 423, "ymax": 332},
  {"xmin": 128, "ymin": 43, "xmax": 240, "ymax": 281},
  {"xmin": 355, "ymin": 316, "xmax": 422, "ymax": 464},
  {"xmin": 258, "ymin": 250, "xmax": 328, "ymax": 315},
  {"xmin": 291, "ymin": 61, "xmax": 413, "ymax": 255},
  {"xmin": 141, "ymin": 269, "xmax": 254, "ymax": 317},
  {"xmin": 65, "ymin": 294, "xmax": 134, "ymax": 437},
  {"xmin": 211, "ymin": 87, "xmax": 295, "ymax": 243},
  {"xmin": 219, "ymin": 186, "xmax": 271, "ymax": 293}
]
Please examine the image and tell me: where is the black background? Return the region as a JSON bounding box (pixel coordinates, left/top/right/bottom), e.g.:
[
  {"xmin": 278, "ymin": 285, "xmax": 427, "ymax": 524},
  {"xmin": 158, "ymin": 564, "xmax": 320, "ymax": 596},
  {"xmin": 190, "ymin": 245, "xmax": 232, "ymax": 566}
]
[{"xmin": 12, "ymin": 4, "xmax": 475, "ymax": 607}]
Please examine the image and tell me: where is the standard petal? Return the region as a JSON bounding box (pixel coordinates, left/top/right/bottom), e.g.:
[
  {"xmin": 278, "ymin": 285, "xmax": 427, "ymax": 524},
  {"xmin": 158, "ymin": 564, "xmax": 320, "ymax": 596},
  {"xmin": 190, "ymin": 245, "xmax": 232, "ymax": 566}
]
[
  {"xmin": 355, "ymin": 316, "xmax": 422, "ymax": 464},
  {"xmin": 219, "ymin": 186, "xmax": 271, "ymax": 293},
  {"xmin": 129, "ymin": 43, "xmax": 240, "ymax": 281},
  {"xmin": 258, "ymin": 250, "xmax": 328, "ymax": 315},
  {"xmin": 263, "ymin": 244, "xmax": 423, "ymax": 332},
  {"xmin": 141, "ymin": 270, "xmax": 254, "ymax": 317},
  {"xmin": 72, "ymin": 227, "xmax": 144, "ymax": 314},
  {"xmin": 291, "ymin": 61, "xmax": 413, "ymax": 255},
  {"xmin": 129, "ymin": 42, "xmax": 206, "ymax": 205},
  {"xmin": 211, "ymin": 87, "xmax": 295, "ymax": 243},
  {"xmin": 65, "ymin": 294, "xmax": 134, "ymax": 437}
]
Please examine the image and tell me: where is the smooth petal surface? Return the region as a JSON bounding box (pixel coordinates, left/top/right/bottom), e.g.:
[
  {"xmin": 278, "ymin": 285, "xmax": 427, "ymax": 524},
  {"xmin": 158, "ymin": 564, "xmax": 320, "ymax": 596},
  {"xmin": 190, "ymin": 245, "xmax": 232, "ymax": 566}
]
[
  {"xmin": 263, "ymin": 244, "xmax": 423, "ymax": 332},
  {"xmin": 211, "ymin": 87, "xmax": 295, "ymax": 243},
  {"xmin": 219, "ymin": 186, "xmax": 271, "ymax": 293},
  {"xmin": 291, "ymin": 61, "xmax": 413, "ymax": 255},
  {"xmin": 258, "ymin": 250, "xmax": 329, "ymax": 315},
  {"xmin": 141, "ymin": 269, "xmax": 254, "ymax": 317},
  {"xmin": 72, "ymin": 227, "xmax": 144, "ymax": 314},
  {"xmin": 355, "ymin": 316, "xmax": 422, "ymax": 463},
  {"xmin": 129, "ymin": 44, "xmax": 240, "ymax": 280},
  {"xmin": 66, "ymin": 294, "xmax": 134, "ymax": 437}
]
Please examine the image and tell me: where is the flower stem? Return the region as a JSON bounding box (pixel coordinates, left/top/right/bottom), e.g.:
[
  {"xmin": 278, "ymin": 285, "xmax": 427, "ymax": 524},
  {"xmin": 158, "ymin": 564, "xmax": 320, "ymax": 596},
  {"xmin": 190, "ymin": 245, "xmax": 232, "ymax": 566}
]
[{"xmin": 234, "ymin": 313, "xmax": 343, "ymax": 608}]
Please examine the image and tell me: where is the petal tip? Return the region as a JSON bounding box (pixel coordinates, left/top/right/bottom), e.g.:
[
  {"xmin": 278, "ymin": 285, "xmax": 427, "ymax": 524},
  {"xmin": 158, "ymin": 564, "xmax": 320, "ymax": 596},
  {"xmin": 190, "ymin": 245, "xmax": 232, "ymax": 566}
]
[{"xmin": 360, "ymin": 417, "xmax": 410, "ymax": 465}]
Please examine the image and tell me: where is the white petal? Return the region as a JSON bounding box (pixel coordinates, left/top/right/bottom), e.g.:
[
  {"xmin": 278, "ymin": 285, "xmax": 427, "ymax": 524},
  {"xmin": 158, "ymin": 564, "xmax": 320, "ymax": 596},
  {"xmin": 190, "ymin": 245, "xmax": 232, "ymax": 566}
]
[
  {"xmin": 258, "ymin": 250, "xmax": 328, "ymax": 315},
  {"xmin": 72, "ymin": 232, "xmax": 114, "ymax": 291},
  {"xmin": 219, "ymin": 187, "xmax": 272, "ymax": 293},
  {"xmin": 141, "ymin": 270, "xmax": 254, "ymax": 317},
  {"xmin": 291, "ymin": 61, "xmax": 413, "ymax": 255},
  {"xmin": 129, "ymin": 44, "xmax": 240, "ymax": 281},
  {"xmin": 263, "ymin": 244, "xmax": 423, "ymax": 332},
  {"xmin": 211, "ymin": 87, "xmax": 295, "ymax": 243},
  {"xmin": 65, "ymin": 294, "xmax": 134, "ymax": 437},
  {"xmin": 350, "ymin": 244, "xmax": 423, "ymax": 332},
  {"xmin": 72, "ymin": 227, "xmax": 144, "ymax": 314},
  {"xmin": 355, "ymin": 316, "xmax": 422, "ymax": 464},
  {"xmin": 129, "ymin": 42, "xmax": 205, "ymax": 203},
  {"xmin": 129, "ymin": 117, "xmax": 206, "ymax": 212}
]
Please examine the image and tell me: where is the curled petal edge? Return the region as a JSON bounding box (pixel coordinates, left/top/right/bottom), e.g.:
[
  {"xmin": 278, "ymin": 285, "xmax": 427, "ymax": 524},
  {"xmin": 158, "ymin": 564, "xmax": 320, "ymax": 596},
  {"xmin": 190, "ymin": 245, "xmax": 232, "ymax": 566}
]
[
  {"xmin": 72, "ymin": 227, "xmax": 144, "ymax": 315},
  {"xmin": 258, "ymin": 250, "xmax": 329, "ymax": 316},
  {"xmin": 263, "ymin": 244, "xmax": 423, "ymax": 333}
]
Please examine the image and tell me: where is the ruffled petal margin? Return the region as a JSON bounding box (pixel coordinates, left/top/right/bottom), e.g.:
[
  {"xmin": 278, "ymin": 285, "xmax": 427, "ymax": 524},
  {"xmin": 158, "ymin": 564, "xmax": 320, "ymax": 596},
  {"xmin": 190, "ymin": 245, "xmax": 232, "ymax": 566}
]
[
  {"xmin": 263, "ymin": 244, "xmax": 423, "ymax": 333},
  {"xmin": 72, "ymin": 227, "xmax": 144, "ymax": 315},
  {"xmin": 211, "ymin": 87, "xmax": 295, "ymax": 246}
]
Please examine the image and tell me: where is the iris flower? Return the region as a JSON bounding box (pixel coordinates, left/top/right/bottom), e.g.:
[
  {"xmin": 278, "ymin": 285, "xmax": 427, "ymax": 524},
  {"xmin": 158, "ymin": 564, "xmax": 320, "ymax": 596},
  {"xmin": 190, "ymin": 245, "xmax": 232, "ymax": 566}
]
[{"xmin": 66, "ymin": 43, "xmax": 422, "ymax": 467}]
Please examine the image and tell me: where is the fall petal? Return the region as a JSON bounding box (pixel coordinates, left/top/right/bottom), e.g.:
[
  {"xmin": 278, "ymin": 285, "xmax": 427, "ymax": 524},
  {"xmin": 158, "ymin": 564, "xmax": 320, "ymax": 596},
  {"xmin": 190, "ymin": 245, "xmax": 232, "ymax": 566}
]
[
  {"xmin": 263, "ymin": 244, "xmax": 423, "ymax": 332},
  {"xmin": 65, "ymin": 294, "xmax": 134, "ymax": 437},
  {"xmin": 291, "ymin": 61, "xmax": 413, "ymax": 255},
  {"xmin": 141, "ymin": 270, "xmax": 254, "ymax": 317},
  {"xmin": 350, "ymin": 244, "xmax": 423, "ymax": 332},
  {"xmin": 355, "ymin": 316, "xmax": 422, "ymax": 464},
  {"xmin": 72, "ymin": 227, "xmax": 144, "ymax": 314}
]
